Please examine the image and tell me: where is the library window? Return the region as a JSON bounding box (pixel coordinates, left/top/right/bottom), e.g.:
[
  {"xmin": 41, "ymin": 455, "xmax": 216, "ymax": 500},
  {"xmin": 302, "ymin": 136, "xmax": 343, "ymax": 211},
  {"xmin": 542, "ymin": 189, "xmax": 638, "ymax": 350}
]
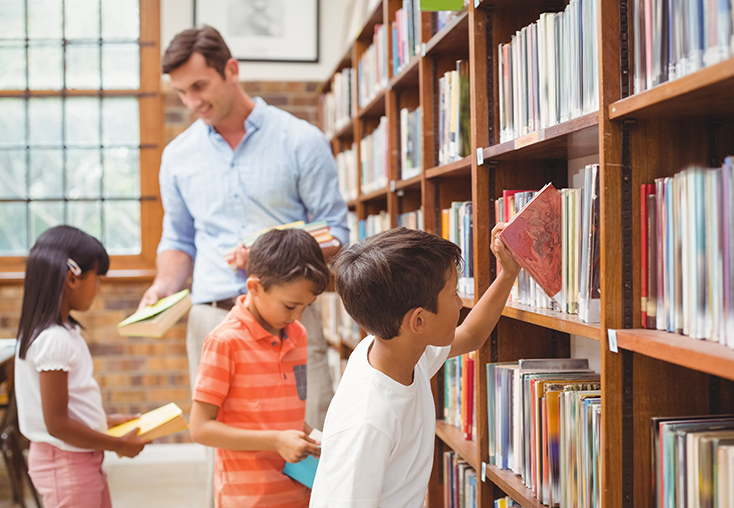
[{"xmin": 0, "ymin": 0, "xmax": 161, "ymax": 271}]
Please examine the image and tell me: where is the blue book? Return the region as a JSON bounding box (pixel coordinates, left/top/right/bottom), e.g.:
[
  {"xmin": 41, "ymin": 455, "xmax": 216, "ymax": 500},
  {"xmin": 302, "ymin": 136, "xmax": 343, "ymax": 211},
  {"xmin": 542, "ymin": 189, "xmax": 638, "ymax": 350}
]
[{"xmin": 283, "ymin": 455, "xmax": 319, "ymax": 489}]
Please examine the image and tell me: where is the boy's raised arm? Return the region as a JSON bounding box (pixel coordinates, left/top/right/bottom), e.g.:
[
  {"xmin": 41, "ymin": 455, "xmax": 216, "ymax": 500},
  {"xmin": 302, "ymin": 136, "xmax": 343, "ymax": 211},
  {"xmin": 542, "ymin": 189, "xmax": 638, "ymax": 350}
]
[{"xmin": 449, "ymin": 224, "xmax": 521, "ymax": 358}]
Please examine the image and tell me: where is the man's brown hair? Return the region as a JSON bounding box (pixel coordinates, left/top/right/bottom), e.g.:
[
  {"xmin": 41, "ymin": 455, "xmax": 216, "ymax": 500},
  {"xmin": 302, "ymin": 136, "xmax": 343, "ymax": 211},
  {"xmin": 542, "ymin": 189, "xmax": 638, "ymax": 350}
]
[
  {"xmin": 162, "ymin": 26, "xmax": 232, "ymax": 78},
  {"xmin": 247, "ymin": 229, "xmax": 330, "ymax": 295},
  {"xmin": 332, "ymin": 228, "xmax": 463, "ymax": 340}
]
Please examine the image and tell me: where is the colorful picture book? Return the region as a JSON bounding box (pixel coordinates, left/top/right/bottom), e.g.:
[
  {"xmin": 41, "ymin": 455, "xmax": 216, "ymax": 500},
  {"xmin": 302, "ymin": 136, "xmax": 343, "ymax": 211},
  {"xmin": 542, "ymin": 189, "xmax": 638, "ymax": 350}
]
[
  {"xmin": 117, "ymin": 289, "xmax": 192, "ymax": 338},
  {"xmin": 107, "ymin": 402, "xmax": 188, "ymax": 442}
]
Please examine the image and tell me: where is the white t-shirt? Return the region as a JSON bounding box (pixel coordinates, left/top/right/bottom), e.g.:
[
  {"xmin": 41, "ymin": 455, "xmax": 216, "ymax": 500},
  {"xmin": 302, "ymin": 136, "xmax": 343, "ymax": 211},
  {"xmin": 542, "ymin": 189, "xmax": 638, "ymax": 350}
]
[
  {"xmin": 15, "ymin": 324, "xmax": 107, "ymax": 452},
  {"xmin": 310, "ymin": 336, "xmax": 450, "ymax": 508}
]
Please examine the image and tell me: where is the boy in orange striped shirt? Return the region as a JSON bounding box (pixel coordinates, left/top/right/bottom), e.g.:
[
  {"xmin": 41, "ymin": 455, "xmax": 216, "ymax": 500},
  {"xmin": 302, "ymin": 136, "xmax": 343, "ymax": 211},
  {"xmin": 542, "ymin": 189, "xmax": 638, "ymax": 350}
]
[{"xmin": 189, "ymin": 229, "xmax": 329, "ymax": 508}]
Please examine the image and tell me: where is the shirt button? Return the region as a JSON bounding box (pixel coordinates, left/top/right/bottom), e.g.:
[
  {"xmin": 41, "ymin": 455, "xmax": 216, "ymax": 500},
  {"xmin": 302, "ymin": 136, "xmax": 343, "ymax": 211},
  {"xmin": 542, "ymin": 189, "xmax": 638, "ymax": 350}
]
[{"xmin": 272, "ymin": 341, "xmax": 277, "ymax": 346}]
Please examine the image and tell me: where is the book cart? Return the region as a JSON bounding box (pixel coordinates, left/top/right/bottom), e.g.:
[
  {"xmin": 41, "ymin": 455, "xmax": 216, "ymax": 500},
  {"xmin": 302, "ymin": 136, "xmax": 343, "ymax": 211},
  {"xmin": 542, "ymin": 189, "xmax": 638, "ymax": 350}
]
[{"xmin": 319, "ymin": 0, "xmax": 734, "ymax": 506}]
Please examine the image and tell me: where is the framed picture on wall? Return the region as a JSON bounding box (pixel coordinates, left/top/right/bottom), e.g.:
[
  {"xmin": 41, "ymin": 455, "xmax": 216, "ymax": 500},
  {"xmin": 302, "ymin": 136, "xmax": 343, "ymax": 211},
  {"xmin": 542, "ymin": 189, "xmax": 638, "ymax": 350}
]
[{"xmin": 193, "ymin": 0, "xmax": 319, "ymax": 63}]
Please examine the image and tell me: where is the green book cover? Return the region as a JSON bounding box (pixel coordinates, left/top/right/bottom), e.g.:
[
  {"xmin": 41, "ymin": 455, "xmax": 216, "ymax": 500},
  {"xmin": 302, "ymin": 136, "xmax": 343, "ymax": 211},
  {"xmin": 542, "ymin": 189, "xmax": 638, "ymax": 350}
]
[
  {"xmin": 118, "ymin": 289, "xmax": 190, "ymax": 328},
  {"xmin": 420, "ymin": 0, "xmax": 464, "ymax": 11}
]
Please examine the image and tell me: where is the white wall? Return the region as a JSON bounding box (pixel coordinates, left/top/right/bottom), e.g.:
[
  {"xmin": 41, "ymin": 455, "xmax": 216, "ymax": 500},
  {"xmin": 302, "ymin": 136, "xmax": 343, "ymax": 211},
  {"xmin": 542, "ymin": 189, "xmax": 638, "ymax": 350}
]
[{"xmin": 161, "ymin": 0, "xmax": 356, "ymax": 82}]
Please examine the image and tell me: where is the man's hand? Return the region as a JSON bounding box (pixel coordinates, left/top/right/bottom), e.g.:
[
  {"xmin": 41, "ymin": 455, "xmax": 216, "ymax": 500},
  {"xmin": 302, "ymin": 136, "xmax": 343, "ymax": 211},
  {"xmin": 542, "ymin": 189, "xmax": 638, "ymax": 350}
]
[
  {"xmin": 490, "ymin": 222, "xmax": 521, "ymax": 278},
  {"xmin": 137, "ymin": 284, "xmax": 170, "ymax": 312},
  {"xmin": 275, "ymin": 429, "xmax": 321, "ymax": 463},
  {"xmin": 225, "ymin": 242, "xmax": 250, "ymax": 271}
]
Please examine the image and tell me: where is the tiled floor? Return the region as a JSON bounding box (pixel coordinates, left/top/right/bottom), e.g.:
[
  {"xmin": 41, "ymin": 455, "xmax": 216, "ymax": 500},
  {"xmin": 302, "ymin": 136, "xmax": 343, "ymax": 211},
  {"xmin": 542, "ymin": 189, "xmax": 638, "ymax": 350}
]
[{"xmin": 0, "ymin": 443, "xmax": 208, "ymax": 508}]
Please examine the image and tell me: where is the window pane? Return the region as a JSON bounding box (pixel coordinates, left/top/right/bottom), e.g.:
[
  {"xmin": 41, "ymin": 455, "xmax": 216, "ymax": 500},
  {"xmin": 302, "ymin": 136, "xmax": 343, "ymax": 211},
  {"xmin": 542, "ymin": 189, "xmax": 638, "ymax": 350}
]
[
  {"xmin": 66, "ymin": 98, "xmax": 101, "ymax": 146},
  {"xmin": 102, "ymin": 97, "xmax": 139, "ymax": 146},
  {"xmin": 0, "ymin": 44, "xmax": 27, "ymax": 90},
  {"xmin": 65, "ymin": 0, "xmax": 100, "ymax": 40},
  {"xmin": 0, "ymin": 149, "xmax": 27, "ymax": 199},
  {"xmin": 29, "ymin": 149, "xmax": 63, "ymax": 199},
  {"xmin": 0, "ymin": 99, "xmax": 26, "ymax": 147},
  {"xmin": 104, "ymin": 200, "xmax": 140, "ymax": 255},
  {"xmin": 102, "ymin": 43, "xmax": 139, "ymax": 90},
  {"xmin": 29, "ymin": 201, "xmax": 63, "ymax": 244},
  {"xmin": 29, "ymin": 43, "xmax": 63, "ymax": 90},
  {"xmin": 29, "ymin": 98, "xmax": 63, "ymax": 146},
  {"xmin": 0, "ymin": 202, "xmax": 28, "ymax": 255},
  {"xmin": 103, "ymin": 147, "xmax": 139, "ymax": 198},
  {"xmin": 66, "ymin": 148, "xmax": 102, "ymax": 199},
  {"xmin": 28, "ymin": 0, "xmax": 62, "ymax": 40},
  {"xmin": 66, "ymin": 44, "xmax": 101, "ymax": 90},
  {"xmin": 101, "ymin": 0, "xmax": 139, "ymax": 40},
  {"xmin": 0, "ymin": 0, "xmax": 26, "ymax": 39},
  {"xmin": 66, "ymin": 201, "xmax": 101, "ymax": 240}
]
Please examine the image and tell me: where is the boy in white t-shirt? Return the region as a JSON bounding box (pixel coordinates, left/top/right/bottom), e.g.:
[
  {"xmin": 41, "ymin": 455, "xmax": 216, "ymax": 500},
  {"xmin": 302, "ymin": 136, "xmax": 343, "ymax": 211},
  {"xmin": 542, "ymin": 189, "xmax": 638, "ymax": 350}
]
[{"xmin": 310, "ymin": 226, "xmax": 521, "ymax": 507}]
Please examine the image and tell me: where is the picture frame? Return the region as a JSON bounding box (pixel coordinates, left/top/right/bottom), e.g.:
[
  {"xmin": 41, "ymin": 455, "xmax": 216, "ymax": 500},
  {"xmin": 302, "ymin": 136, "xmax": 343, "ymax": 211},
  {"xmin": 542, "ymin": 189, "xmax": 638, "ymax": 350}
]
[{"xmin": 193, "ymin": 0, "xmax": 320, "ymax": 63}]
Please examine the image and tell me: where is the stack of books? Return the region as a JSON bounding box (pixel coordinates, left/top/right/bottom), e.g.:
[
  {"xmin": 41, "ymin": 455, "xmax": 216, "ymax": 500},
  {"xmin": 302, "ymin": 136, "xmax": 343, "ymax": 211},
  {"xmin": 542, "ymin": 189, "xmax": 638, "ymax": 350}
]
[
  {"xmin": 438, "ymin": 61, "xmax": 471, "ymax": 165},
  {"xmin": 321, "ymin": 67, "xmax": 356, "ymax": 139},
  {"xmin": 360, "ymin": 116, "xmax": 389, "ymax": 194},
  {"xmin": 442, "ymin": 201, "xmax": 474, "ymax": 296},
  {"xmin": 391, "ymin": 0, "xmax": 422, "ymax": 74},
  {"xmin": 640, "ymin": 156, "xmax": 734, "ymax": 348},
  {"xmin": 358, "ymin": 24, "xmax": 388, "ymax": 108},
  {"xmin": 400, "ymin": 106, "xmax": 422, "ymax": 180},
  {"xmin": 498, "ymin": 0, "xmax": 599, "ymax": 143},
  {"xmin": 117, "ymin": 289, "xmax": 192, "ymax": 338},
  {"xmin": 442, "ymin": 450, "xmax": 477, "ymax": 508},
  {"xmin": 336, "ymin": 144, "xmax": 358, "ymax": 202}
]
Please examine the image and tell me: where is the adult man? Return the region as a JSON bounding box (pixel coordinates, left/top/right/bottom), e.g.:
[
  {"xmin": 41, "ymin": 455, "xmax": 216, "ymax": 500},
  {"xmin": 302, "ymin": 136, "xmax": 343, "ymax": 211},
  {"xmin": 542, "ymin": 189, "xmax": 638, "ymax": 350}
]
[{"xmin": 138, "ymin": 26, "xmax": 347, "ymax": 491}]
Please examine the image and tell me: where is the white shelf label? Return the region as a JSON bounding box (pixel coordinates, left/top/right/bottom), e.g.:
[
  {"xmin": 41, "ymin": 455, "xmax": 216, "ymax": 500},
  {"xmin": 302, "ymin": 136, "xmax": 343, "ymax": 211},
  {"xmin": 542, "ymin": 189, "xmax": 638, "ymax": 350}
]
[
  {"xmin": 475, "ymin": 0, "xmax": 480, "ymax": 7},
  {"xmin": 476, "ymin": 147, "xmax": 484, "ymax": 166},
  {"xmin": 421, "ymin": 43, "xmax": 426, "ymax": 58},
  {"xmin": 390, "ymin": 180, "xmax": 396, "ymax": 192},
  {"xmin": 481, "ymin": 462, "xmax": 487, "ymax": 482},
  {"xmin": 608, "ymin": 329, "xmax": 618, "ymax": 353}
]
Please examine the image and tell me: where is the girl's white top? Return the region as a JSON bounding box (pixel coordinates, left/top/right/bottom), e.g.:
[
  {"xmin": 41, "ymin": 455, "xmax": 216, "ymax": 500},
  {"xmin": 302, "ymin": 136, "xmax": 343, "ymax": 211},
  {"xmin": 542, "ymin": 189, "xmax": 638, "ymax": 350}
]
[{"xmin": 15, "ymin": 324, "xmax": 107, "ymax": 452}]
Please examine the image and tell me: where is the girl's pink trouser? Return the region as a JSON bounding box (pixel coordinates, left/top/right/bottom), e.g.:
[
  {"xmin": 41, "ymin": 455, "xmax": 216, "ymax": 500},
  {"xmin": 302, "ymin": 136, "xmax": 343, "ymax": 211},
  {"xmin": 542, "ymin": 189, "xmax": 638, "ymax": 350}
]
[{"xmin": 28, "ymin": 441, "xmax": 112, "ymax": 508}]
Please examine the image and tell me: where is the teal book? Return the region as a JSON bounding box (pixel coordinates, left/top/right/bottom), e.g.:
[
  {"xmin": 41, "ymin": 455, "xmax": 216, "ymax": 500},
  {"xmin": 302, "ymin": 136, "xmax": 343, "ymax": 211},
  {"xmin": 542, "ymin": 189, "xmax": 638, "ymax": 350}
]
[{"xmin": 283, "ymin": 455, "xmax": 319, "ymax": 489}]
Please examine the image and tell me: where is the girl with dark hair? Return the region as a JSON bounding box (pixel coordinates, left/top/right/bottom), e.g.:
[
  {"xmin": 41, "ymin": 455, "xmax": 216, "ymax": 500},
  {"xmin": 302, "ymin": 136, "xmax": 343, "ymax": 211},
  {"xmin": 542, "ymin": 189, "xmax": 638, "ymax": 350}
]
[{"xmin": 14, "ymin": 225, "xmax": 148, "ymax": 508}]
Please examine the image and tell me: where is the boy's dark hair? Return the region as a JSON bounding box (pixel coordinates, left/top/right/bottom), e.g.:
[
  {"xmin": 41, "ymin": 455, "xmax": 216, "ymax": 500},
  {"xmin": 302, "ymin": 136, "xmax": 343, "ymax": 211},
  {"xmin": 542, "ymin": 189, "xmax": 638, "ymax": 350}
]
[
  {"xmin": 162, "ymin": 26, "xmax": 232, "ymax": 79},
  {"xmin": 17, "ymin": 225, "xmax": 110, "ymax": 360},
  {"xmin": 332, "ymin": 228, "xmax": 462, "ymax": 340},
  {"xmin": 247, "ymin": 229, "xmax": 330, "ymax": 295}
]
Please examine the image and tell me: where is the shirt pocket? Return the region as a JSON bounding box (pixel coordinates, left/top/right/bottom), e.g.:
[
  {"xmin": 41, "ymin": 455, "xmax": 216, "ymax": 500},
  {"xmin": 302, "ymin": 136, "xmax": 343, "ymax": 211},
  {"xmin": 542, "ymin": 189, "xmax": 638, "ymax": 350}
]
[{"xmin": 293, "ymin": 363, "xmax": 307, "ymax": 401}]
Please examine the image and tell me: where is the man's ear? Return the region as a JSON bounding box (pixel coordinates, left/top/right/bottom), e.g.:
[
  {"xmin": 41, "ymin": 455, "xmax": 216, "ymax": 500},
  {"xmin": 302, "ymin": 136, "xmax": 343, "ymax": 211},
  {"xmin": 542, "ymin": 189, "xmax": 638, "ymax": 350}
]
[
  {"xmin": 224, "ymin": 57, "xmax": 239, "ymax": 83},
  {"xmin": 402, "ymin": 307, "xmax": 426, "ymax": 335},
  {"xmin": 246, "ymin": 276, "xmax": 262, "ymax": 295}
]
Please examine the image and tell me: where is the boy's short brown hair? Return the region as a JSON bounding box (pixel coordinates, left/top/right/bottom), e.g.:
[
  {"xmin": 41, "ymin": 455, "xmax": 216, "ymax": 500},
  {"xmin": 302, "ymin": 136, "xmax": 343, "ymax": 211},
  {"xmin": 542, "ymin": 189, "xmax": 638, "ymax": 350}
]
[
  {"xmin": 162, "ymin": 26, "xmax": 232, "ymax": 78},
  {"xmin": 332, "ymin": 228, "xmax": 462, "ymax": 340},
  {"xmin": 247, "ymin": 229, "xmax": 330, "ymax": 295}
]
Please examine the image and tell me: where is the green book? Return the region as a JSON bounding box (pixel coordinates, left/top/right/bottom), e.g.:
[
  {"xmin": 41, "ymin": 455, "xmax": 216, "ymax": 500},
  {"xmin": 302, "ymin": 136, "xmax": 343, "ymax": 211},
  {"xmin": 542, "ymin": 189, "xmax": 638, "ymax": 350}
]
[{"xmin": 117, "ymin": 289, "xmax": 192, "ymax": 337}]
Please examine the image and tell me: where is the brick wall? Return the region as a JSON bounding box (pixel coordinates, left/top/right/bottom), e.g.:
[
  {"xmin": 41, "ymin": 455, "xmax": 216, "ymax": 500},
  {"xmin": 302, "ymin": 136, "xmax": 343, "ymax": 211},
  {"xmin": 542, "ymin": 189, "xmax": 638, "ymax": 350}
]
[{"xmin": 0, "ymin": 79, "xmax": 322, "ymax": 443}]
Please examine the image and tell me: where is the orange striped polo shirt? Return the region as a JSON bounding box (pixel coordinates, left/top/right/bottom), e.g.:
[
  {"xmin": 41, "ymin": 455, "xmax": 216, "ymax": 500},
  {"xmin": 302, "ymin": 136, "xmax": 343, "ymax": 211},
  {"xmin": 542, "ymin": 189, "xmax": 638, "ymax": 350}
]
[{"xmin": 193, "ymin": 296, "xmax": 310, "ymax": 508}]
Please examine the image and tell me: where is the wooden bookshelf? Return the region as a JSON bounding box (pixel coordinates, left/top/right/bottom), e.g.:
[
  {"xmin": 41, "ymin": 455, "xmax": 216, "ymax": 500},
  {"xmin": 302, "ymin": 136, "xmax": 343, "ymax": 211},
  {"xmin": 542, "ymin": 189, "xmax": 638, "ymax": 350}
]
[
  {"xmin": 436, "ymin": 420, "xmax": 479, "ymax": 471},
  {"xmin": 394, "ymin": 173, "xmax": 422, "ymax": 190},
  {"xmin": 390, "ymin": 56, "xmax": 420, "ymax": 90},
  {"xmin": 358, "ymin": 89, "xmax": 387, "ymax": 118},
  {"xmin": 360, "ymin": 186, "xmax": 389, "ymax": 202},
  {"xmin": 424, "ymin": 10, "xmax": 469, "ymax": 57},
  {"xmin": 484, "ymin": 464, "xmax": 548, "ymax": 508},
  {"xmin": 502, "ymin": 301, "xmax": 601, "ymax": 341},
  {"xmin": 425, "ymin": 156, "xmax": 472, "ymax": 179},
  {"xmin": 459, "ymin": 293, "xmax": 475, "ymax": 309},
  {"xmin": 334, "ymin": 119, "xmax": 354, "ymax": 140}
]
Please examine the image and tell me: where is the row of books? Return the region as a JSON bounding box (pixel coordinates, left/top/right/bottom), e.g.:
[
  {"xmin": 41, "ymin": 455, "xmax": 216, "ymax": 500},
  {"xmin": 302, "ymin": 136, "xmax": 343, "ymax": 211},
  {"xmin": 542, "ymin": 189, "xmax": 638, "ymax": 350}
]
[
  {"xmin": 398, "ymin": 209, "xmax": 423, "ymax": 230},
  {"xmin": 358, "ymin": 24, "xmax": 389, "ymax": 108},
  {"xmin": 347, "ymin": 211, "xmax": 359, "ymax": 245},
  {"xmin": 632, "ymin": 0, "xmax": 734, "ymax": 95},
  {"xmin": 438, "ymin": 60, "xmax": 471, "ymax": 166},
  {"xmin": 442, "ymin": 450, "xmax": 477, "ymax": 508},
  {"xmin": 652, "ymin": 414, "xmax": 734, "ymax": 508},
  {"xmin": 321, "ymin": 67, "xmax": 356, "ymax": 139},
  {"xmin": 400, "ymin": 106, "xmax": 422, "ymax": 180},
  {"xmin": 640, "ymin": 157, "xmax": 734, "ymax": 348},
  {"xmin": 494, "ymin": 498, "xmax": 520, "ymax": 508},
  {"xmin": 359, "ymin": 210, "xmax": 391, "ymax": 239},
  {"xmin": 436, "ymin": 6, "xmax": 468, "ymax": 33},
  {"xmin": 391, "ymin": 0, "xmax": 422, "ymax": 75},
  {"xmin": 360, "ymin": 116, "xmax": 389, "ymax": 194},
  {"xmin": 336, "ymin": 144, "xmax": 358, "ymax": 203},
  {"xmin": 487, "ymin": 358, "xmax": 601, "ymax": 508},
  {"xmin": 326, "ymin": 347, "xmax": 345, "ymax": 393},
  {"xmin": 443, "ymin": 353, "xmax": 476, "ymax": 441},
  {"xmin": 319, "ymin": 291, "xmax": 360, "ymax": 349},
  {"xmin": 498, "ymin": 0, "xmax": 599, "ymax": 143},
  {"xmin": 442, "ymin": 201, "xmax": 474, "ymax": 296}
]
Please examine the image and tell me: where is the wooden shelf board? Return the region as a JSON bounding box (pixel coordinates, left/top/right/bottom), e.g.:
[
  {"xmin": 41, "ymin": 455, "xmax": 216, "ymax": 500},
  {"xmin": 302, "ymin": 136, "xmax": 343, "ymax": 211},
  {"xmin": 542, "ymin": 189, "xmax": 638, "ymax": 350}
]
[
  {"xmin": 484, "ymin": 463, "xmax": 548, "ymax": 508},
  {"xmin": 502, "ymin": 301, "xmax": 601, "ymax": 341},
  {"xmin": 424, "ymin": 10, "xmax": 469, "ymax": 57},
  {"xmin": 358, "ymin": 89, "xmax": 387, "ymax": 118},
  {"xmin": 390, "ymin": 56, "xmax": 420, "ymax": 90},
  {"xmin": 360, "ymin": 186, "xmax": 389, "ymax": 202},
  {"xmin": 483, "ymin": 113, "xmax": 599, "ymax": 161},
  {"xmin": 356, "ymin": 0, "xmax": 384, "ymax": 44},
  {"xmin": 609, "ymin": 58, "xmax": 734, "ymax": 119},
  {"xmin": 346, "ymin": 199, "xmax": 357, "ymax": 209},
  {"xmin": 334, "ymin": 119, "xmax": 355, "ymax": 140},
  {"xmin": 425, "ymin": 156, "xmax": 472, "ymax": 179},
  {"xmin": 435, "ymin": 421, "xmax": 479, "ymax": 471},
  {"xmin": 394, "ymin": 173, "xmax": 422, "ymax": 190},
  {"xmin": 458, "ymin": 293, "xmax": 475, "ymax": 309},
  {"xmin": 614, "ymin": 329, "xmax": 734, "ymax": 382}
]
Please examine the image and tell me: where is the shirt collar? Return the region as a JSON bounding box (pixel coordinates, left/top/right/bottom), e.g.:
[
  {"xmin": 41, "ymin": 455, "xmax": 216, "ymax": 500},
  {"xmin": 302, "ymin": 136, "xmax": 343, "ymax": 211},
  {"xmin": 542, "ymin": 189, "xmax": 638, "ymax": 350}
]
[
  {"xmin": 205, "ymin": 96, "xmax": 267, "ymax": 137},
  {"xmin": 232, "ymin": 294, "xmax": 290, "ymax": 342}
]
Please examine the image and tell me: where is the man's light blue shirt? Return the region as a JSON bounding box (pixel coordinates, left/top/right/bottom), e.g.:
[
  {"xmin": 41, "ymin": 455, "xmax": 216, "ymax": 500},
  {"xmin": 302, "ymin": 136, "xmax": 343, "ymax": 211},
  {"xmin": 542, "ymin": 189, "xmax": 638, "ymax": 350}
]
[{"xmin": 157, "ymin": 97, "xmax": 349, "ymax": 304}]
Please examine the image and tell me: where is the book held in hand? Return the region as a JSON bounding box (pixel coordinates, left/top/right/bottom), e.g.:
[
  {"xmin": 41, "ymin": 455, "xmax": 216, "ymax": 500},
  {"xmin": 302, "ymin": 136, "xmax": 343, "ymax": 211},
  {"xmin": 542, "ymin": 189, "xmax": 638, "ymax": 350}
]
[
  {"xmin": 282, "ymin": 429, "xmax": 322, "ymax": 489},
  {"xmin": 117, "ymin": 289, "xmax": 192, "ymax": 338},
  {"xmin": 107, "ymin": 402, "xmax": 188, "ymax": 442},
  {"xmin": 499, "ymin": 183, "xmax": 563, "ymax": 303}
]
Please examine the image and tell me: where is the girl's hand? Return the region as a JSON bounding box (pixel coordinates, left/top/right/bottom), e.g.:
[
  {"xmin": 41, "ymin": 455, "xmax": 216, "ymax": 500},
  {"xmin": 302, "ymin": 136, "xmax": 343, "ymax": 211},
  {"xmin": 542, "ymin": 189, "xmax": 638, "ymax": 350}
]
[
  {"xmin": 115, "ymin": 428, "xmax": 148, "ymax": 458},
  {"xmin": 490, "ymin": 223, "xmax": 521, "ymax": 278},
  {"xmin": 107, "ymin": 413, "xmax": 141, "ymax": 428},
  {"xmin": 275, "ymin": 429, "xmax": 321, "ymax": 463}
]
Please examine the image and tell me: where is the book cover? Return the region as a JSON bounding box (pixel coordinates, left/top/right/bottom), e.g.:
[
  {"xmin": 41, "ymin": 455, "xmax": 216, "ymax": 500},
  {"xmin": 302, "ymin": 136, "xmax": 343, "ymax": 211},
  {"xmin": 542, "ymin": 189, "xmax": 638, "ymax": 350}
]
[
  {"xmin": 107, "ymin": 402, "xmax": 187, "ymax": 441},
  {"xmin": 499, "ymin": 183, "xmax": 562, "ymax": 303},
  {"xmin": 283, "ymin": 455, "xmax": 319, "ymax": 489},
  {"xmin": 117, "ymin": 290, "xmax": 192, "ymax": 338}
]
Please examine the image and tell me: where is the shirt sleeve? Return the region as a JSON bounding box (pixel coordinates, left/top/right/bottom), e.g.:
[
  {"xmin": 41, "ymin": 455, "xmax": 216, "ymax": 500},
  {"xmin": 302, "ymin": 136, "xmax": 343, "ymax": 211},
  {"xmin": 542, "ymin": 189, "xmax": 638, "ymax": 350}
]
[
  {"xmin": 423, "ymin": 345, "xmax": 452, "ymax": 378},
  {"xmin": 192, "ymin": 334, "xmax": 233, "ymax": 407},
  {"xmin": 157, "ymin": 149, "xmax": 197, "ymax": 259},
  {"xmin": 31, "ymin": 329, "xmax": 75, "ymax": 372},
  {"xmin": 294, "ymin": 127, "xmax": 350, "ymax": 246},
  {"xmin": 318, "ymin": 423, "xmax": 392, "ymax": 507}
]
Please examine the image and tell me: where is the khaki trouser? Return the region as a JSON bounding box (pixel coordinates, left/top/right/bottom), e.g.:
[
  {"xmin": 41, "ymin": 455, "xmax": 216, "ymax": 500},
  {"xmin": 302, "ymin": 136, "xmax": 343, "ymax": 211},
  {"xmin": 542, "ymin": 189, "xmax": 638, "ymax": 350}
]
[{"xmin": 186, "ymin": 302, "xmax": 333, "ymax": 508}]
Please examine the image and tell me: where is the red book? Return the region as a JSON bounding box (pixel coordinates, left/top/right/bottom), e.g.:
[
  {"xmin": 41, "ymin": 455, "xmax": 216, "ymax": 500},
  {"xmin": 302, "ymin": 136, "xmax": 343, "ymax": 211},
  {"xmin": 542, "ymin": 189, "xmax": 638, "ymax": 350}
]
[
  {"xmin": 499, "ymin": 183, "xmax": 563, "ymax": 303},
  {"xmin": 641, "ymin": 184, "xmax": 649, "ymax": 328},
  {"xmin": 463, "ymin": 354, "xmax": 474, "ymax": 440},
  {"xmin": 502, "ymin": 189, "xmax": 534, "ymax": 223}
]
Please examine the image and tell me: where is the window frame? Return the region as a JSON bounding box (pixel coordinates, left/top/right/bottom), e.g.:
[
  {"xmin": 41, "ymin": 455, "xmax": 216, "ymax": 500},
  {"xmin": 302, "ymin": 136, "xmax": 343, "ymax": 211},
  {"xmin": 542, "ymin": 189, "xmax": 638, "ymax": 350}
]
[{"xmin": 0, "ymin": 0, "xmax": 163, "ymax": 279}]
